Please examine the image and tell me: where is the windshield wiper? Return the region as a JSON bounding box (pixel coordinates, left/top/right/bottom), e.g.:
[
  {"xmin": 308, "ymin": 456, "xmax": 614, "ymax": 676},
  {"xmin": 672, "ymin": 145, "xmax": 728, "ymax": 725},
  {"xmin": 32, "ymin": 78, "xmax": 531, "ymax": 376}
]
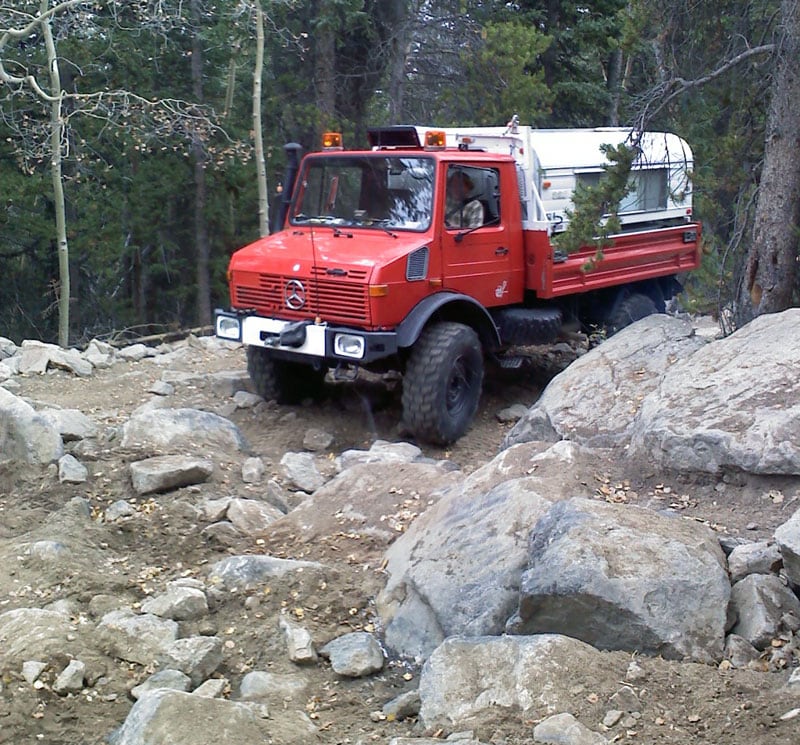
[{"xmin": 372, "ymin": 219, "xmax": 398, "ymax": 238}]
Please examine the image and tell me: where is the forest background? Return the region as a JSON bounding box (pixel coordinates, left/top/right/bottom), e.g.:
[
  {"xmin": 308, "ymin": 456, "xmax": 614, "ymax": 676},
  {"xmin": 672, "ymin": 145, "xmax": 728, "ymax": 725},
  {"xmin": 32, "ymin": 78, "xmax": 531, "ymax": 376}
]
[{"xmin": 0, "ymin": 0, "xmax": 797, "ymax": 347}]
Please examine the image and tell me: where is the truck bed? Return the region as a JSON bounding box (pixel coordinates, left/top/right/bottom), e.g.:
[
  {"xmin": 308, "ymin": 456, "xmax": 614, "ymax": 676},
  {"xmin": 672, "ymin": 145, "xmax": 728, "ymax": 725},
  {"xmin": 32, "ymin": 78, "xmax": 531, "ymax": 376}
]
[{"xmin": 527, "ymin": 223, "xmax": 701, "ymax": 299}]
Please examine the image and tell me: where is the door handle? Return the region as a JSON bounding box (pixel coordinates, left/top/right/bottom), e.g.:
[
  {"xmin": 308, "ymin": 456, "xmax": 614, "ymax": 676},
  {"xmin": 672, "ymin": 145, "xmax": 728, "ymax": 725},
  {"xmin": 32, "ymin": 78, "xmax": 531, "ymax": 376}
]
[{"xmin": 495, "ymin": 247, "xmax": 509, "ymax": 256}]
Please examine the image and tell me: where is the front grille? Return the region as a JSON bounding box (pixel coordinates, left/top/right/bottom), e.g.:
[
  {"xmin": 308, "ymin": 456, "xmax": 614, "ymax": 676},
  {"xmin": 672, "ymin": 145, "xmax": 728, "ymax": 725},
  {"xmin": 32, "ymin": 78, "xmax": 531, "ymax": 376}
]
[{"xmin": 233, "ymin": 272, "xmax": 370, "ymax": 325}]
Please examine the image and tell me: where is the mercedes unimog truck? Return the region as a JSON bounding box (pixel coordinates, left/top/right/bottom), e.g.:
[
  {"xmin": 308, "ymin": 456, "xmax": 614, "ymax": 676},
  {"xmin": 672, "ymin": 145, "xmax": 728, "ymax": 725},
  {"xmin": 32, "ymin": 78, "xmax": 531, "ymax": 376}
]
[{"xmin": 215, "ymin": 119, "xmax": 700, "ymax": 444}]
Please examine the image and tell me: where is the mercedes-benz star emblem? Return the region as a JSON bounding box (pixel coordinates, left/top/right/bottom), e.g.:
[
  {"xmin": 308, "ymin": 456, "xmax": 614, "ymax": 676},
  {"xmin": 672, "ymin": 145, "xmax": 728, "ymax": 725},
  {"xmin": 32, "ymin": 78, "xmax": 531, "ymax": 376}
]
[{"xmin": 284, "ymin": 279, "xmax": 306, "ymax": 310}]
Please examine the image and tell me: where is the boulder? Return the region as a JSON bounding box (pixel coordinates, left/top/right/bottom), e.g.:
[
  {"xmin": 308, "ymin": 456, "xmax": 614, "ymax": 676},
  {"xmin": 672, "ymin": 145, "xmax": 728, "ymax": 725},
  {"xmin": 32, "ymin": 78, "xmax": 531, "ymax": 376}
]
[
  {"xmin": 121, "ymin": 407, "xmax": 247, "ymax": 453},
  {"xmin": 96, "ymin": 610, "xmax": 178, "ymax": 665},
  {"xmin": 775, "ymin": 507, "xmax": 800, "ymax": 586},
  {"xmin": 39, "ymin": 408, "xmax": 98, "ymax": 441},
  {"xmin": 110, "ymin": 690, "xmax": 265, "ymax": 745},
  {"xmin": 157, "ymin": 636, "xmax": 223, "ymax": 686},
  {"xmin": 0, "ymin": 388, "xmax": 64, "ymax": 464},
  {"xmin": 533, "ymin": 712, "xmax": 608, "ymax": 745},
  {"xmin": 130, "ymin": 455, "xmax": 214, "ymax": 495},
  {"xmin": 629, "ymin": 308, "xmax": 800, "ymax": 475},
  {"xmin": 503, "ymin": 315, "xmax": 705, "ymax": 448},
  {"xmin": 506, "ymin": 497, "xmax": 731, "ymax": 662},
  {"xmin": 58, "ymin": 453, "xmax": 88, "ymax": 484},
  {"xmin": 280, "ymin": 451, "xmax": 325, "ymax": 493},
  {"xmin": 207, "ymin": 555, "xmax": 324, "ymax": 592},
  {"xmin": 140, "ymin": 585, "xmax": 209, "ymax": 621},
  {"xmin": 379, "ymin": 475, "xmax": 551, "ymax": 661},
  {"xmin": 418, "ymin": 634, "xmax": 626, "ymax": 731},
  {"xmin": 130, "ymin": 670, "xmax": 192, "ymax": 700},
  {"xmin": 378, "ymin": 441, "xmax": 604, "ymax": 661},
  {"xmin": 0, "ymin": 608, "xmax": 84, "ymax": 666},
  {"xmin": 727, "ymin": 541, "xmax": 783, "ymax": 584},
  {"xmin": 728, "ymin": 573, "xmax": 800, "ymax": 650},
  {"xmin": 320, "ymin": 632, "xmax": 384, "ymax": 677},
  {"xmin": 226, "ymin": 498, "xmax": 284, "ymax": 535}
]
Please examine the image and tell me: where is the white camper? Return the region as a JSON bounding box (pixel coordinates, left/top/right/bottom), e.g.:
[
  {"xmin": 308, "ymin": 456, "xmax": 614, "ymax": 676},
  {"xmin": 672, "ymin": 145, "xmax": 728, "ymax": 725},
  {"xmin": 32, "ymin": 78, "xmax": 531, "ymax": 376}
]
[{"xmin": 419, "ymin": 121, "xmax": 694, "ymax": 234}]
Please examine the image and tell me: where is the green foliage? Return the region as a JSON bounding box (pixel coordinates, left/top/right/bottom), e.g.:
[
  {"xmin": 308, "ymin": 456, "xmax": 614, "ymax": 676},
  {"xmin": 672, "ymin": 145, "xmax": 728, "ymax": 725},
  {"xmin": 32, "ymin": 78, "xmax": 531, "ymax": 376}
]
[
  {"xmin": 436, "ymin": 20, "xmax": 553, "ymax": 125},
  {"xmin": 0, "ymin": 0, "xmax": 793, "ymax": 341},
  {"xmin": 553, "ymin": 142, "xmax": 638, "ymax": 261},
  {"xmin": 510, "ymin": 0, "xmax": 629, "ymax": 125}
]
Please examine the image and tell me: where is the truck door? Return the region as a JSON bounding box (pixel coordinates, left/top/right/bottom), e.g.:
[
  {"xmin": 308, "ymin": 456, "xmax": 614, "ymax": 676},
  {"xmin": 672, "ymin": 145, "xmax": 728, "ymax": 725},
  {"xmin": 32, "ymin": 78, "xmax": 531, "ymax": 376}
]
[{"xmin": 440, "ymin": 165, "xmax": 514, "ymax": 308}]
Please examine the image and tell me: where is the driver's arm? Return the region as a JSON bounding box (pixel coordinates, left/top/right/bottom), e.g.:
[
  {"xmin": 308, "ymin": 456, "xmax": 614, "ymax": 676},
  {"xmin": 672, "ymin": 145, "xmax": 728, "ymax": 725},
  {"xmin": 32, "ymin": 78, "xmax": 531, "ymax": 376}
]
[{"xmin": 462, "ymin": 199, "xmax": 484, "ymax": 228}]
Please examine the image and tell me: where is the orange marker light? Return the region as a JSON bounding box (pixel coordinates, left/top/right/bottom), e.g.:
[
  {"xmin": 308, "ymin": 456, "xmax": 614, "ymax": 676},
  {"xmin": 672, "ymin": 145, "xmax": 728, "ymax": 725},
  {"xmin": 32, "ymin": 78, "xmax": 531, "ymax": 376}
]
[
  {"xmin": 424, "ymin": 130, "xmax": 446, "ymax": 149},
  {"xmin": 322, "ymin": 132, "xmax": 343, "ymax": 150},
  {"xmin": 368, "ymin": 284, "xmax": 389, "ymax": 297}
]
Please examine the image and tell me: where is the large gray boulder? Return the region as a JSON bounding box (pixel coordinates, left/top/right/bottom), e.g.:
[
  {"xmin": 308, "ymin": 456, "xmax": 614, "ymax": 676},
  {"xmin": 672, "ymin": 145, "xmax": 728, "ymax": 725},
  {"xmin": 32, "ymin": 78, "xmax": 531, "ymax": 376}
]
[
  {"xmin": 121, "ymin": 407, "xmax": 248, "ymax": 453},
  {"xmin": 506, "ymin": 497, "xmax": 731, "ymax": 662},
  {"xmin": 0, "ymin": 387, "xmax": 64, "ymax": 464},
  {"xmin": 629, "ymin": 308, "xmax": 800, "ymax": 474},
  {"xmin": 110, "ymin": 690, "xmax": 266, "ymax": 745},
  {"xmin": 379, "ymin": 477, "xmax": 551, "ymax": 661},
  {"xmin": 418, "ymin": 634, "xmax": 626, "ymax": 731},
  {"xmin": 0, "ymin": 608, "xmax": 85, "ymax": 666},
  {"xmin": 378, "ymin": 441, "xmax": 597, "ymax": 661},
  {"xmin": 503, "ymin": 314, "xmax": 706, "ymax": 448}
]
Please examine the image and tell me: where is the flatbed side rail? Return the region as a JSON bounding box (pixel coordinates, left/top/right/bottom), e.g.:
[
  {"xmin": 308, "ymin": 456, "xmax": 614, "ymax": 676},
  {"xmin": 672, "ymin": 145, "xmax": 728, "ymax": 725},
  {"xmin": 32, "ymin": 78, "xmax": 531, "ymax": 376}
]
[{"xmin": 536, "ymin": 223, "xmax": 701, "ymax": 299}]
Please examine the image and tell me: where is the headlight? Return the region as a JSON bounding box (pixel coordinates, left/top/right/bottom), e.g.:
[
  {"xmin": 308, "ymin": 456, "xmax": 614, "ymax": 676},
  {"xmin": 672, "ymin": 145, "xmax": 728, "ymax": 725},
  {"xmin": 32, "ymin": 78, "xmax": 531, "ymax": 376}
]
[
  {"xmin": 216, "ymin": 315, "xmax": 241, "ymax": 341},
  {"xmin": 334, "ymin": 333, "xmax": 365, "ymax": 359}
]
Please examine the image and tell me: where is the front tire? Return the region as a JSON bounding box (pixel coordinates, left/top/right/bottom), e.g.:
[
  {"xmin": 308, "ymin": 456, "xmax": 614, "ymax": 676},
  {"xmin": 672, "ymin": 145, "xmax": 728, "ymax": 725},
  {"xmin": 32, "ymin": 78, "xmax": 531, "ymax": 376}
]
[
  {"xmin": 402, "ymin": 322, "xmax": 484, "ymax": 445},
  {"xmin": 246, "ymin": 346, "xmax": 326, "ymax": 404}
]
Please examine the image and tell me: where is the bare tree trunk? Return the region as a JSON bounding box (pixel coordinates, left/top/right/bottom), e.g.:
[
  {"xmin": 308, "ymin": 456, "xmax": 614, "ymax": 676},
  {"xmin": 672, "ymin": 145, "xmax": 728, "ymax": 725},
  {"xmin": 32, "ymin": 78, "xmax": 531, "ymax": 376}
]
[
  {"xmin": 191, "ymin": 0, "xmax": 212, "ymax": 325},
  {"xmin": 736, "ymin": 0, "xmax": 800, "ymax": 324},
  {"xmin": 386, "ymin": 1, "xmax": 414, "ymax": 122},
  {"xmin": 253, "ymin": 2, "xmax": 269, "ymax": 237},
  {"xmin": 316, "ymin": 8, "xmax": 336, "ymax": 131},
  {"xmin": 223, "ymin": 41, "xmax": 240, "ymax": 119},
  {"xmin": 606, "ymin": 48, "xmax": 623, "ymax": 126},
  {"xmin": 41, "ymin": 0, "xmax": 70, "ymax": 347}
]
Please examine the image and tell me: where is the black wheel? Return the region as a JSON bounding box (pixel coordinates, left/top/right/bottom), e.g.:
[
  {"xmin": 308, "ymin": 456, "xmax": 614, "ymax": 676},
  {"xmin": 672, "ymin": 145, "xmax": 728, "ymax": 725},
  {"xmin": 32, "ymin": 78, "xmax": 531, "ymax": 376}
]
[
  {"xmin": 402, "ymin": 322, "xmax": 484, "ymax": 445},
  {"xmin": 246, "ymin": 346, "xmax": 326, "ymax": 404},
  {"xmin": 605, "ymin": 292, "xmax": 658, "ymax": 335},
  {"xmin": 492, "ymin": 307, "xmax": 563, "ymax": 345}
]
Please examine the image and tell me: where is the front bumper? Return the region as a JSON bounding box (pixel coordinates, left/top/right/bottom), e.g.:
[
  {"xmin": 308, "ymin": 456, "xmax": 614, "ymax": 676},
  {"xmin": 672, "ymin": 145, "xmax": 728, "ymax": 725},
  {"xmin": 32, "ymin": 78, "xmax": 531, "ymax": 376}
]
[{"xmin": 215, "ymin": 309, "xmax": 398, "ymax": 364}]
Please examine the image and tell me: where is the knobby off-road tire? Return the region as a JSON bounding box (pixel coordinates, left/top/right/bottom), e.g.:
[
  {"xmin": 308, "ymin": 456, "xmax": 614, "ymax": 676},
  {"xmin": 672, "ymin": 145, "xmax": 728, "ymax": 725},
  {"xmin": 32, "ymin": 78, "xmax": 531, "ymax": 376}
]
[
  {"xmin": 246, "ymin": 345, "xmax": 326, "ymax": 404},
  {"xmin": 492, "ymin": 307, "xmax": 563, "ymax": 345},
  {"xmin": 402, "ymin": 322, "xmax": 484, "ymax": 445},
  {"xmin": 605, "ymin": 292, "xmax": 658, "ymax": 335}
]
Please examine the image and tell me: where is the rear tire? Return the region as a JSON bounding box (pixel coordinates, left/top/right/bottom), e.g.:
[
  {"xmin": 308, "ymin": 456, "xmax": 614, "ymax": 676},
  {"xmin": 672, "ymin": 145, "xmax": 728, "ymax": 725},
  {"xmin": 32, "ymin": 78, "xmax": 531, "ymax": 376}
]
[
  {"xmin": 246, "ymin": 346, "xmax": 326, "ymax": 404},
  {"xmin": 606, "ymin": 292, "xmax": 658, "ymax": 335},
  {"xmin": 402, "ymin": 322, "xmax": 484, "ymax": 445}
]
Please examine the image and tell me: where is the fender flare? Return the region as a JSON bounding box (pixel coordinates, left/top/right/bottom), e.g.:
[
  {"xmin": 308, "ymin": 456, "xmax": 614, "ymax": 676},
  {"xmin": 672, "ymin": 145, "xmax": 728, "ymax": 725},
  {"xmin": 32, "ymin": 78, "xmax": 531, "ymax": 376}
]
[{"xmin": 396, "ymin": 292, "xmax": 501, "ymax": 351}]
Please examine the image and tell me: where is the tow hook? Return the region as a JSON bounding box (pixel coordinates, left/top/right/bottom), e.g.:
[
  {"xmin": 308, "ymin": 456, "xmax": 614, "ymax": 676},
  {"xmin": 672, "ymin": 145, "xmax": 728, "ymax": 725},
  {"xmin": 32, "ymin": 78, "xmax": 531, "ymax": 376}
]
[
  {"xmin": 279, "ymin": 320, "xmax": 311, "ymax": 347},
  {"xmin": 333, "ymin": 363, "xmax": 359, "ymax": 381}
]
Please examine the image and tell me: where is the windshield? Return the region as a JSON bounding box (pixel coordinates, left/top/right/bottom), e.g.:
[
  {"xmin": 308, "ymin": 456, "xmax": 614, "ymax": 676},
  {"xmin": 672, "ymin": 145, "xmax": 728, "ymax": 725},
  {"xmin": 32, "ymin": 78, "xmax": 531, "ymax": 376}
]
[{"xmin": 290, "ymin": 155, "xmax": 434, "ymax": 231}]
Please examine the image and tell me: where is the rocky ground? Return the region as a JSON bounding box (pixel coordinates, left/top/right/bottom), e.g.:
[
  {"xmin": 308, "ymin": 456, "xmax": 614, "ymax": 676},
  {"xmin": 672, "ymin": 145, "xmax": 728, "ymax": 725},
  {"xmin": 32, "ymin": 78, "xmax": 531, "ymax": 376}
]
[{"xmin": 1, "ymin": 331, "xmax": 799, "ymax": 744}]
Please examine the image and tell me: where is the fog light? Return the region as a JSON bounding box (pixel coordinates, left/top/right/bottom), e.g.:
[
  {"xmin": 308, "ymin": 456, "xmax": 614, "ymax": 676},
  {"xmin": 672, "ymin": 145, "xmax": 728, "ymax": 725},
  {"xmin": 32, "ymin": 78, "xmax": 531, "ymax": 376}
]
[
  {"xmin": 216, "ymin": 315, "xmax": 241, "ymax": 341},
  {"xmin": 334, "ymin": 333, "xmax": 365, "ymax": 359}
]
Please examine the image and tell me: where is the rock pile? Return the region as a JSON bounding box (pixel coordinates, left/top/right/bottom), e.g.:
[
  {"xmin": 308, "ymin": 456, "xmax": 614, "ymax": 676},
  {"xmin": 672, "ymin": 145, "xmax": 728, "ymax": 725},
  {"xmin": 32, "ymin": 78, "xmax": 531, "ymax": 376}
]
[{"xmin": 1, "ymin": 311, "xmax": 800, "ymax": 745}]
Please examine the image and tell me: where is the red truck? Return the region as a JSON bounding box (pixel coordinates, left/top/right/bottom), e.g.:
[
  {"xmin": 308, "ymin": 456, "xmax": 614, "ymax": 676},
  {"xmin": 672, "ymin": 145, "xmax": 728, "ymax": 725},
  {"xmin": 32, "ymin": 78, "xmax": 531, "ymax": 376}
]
[{"xmin": 215, "ymin": 119, "xmax": 700, "ymax": 444}]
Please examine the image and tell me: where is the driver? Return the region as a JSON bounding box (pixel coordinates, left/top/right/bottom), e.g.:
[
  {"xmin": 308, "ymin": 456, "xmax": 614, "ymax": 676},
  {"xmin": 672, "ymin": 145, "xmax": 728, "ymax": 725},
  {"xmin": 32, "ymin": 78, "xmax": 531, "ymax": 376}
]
[{"xmin": 445, "ymin": 169, "xmax": 484, "ymax": 228}]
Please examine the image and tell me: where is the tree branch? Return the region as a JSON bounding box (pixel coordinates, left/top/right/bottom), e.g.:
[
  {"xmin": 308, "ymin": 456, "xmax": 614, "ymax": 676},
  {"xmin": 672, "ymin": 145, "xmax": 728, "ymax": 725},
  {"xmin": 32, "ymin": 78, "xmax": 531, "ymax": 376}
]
[
  {"xmin": 0, "ymin": 0, "xmax": 96, "ymax": 97},
  {"xmin": 634, "ymin": 44, "xmax": 775, "ymax": 124}
]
